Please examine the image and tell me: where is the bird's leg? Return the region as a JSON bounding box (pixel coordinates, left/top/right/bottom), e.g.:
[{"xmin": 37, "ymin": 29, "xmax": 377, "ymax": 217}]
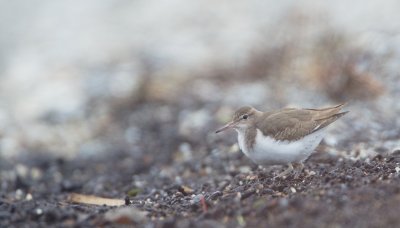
[
  {"xmin": 275, "ymin": 163, "xmax": 294, "ymax": 178},
  {"xmin": 250, "ymin": 163, "xmax": 260, "ymax": 171},
  {"xmin": 293, "ymin": 162, "xmax": 304, "ymax": 179}
]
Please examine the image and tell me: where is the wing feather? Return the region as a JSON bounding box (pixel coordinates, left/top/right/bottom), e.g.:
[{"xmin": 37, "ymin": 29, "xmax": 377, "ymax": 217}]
[{"xmin": 256, "ymin": 105, "xmax": 348, "ymax": 141}]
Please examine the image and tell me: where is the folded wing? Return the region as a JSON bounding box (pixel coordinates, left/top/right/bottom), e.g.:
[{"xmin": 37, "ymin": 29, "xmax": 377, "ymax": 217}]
[{"xmin": 256, "ymin": 104, "xmax": 348, "ymax": 141}]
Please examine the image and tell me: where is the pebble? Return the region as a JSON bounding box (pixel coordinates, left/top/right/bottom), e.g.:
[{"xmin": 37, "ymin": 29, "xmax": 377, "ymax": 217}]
[
  {"xmin": 179, "ymin": 143, "xmax": 193, "ymax": 161},
  {"xmin": 204, "ymin": 167, "xmax": 213, "ymax": 175},
  {"xmin": 192, "ymin": 194, "xmax": 204, "ymax": 204},
  {"xmin": 175, "ymin": 176, "xmax": 183, "ymax": 185},
  {"xmin": 15, "ymin": 164, "xmax": 28, "ymax": 178},
  {"xmin": 241, "ymin": 188, "xmax": 256, "ymax": 200},
  {"xmin": 181, "ymin": 185, "xmax": 194, "ymax": 194},
  {"xmin": 229, "ymin": 144, "xmax": 240, "ymax": 153},
  {"xmin": 208, "ymin": 191, "xmax": 223, "ymax": 200},
  {"xmin": 35, "ymin": 208, "xmax": 43, "ymax": 215},
  {"xmin": 239, "ymin": 166, "xmax": 251, "ymax": 173},
  {"xmin": 261, "ymin": 188, "xmax": 274, "ymax": 195},
  {"xmin": 15, "ymin": 189, "xmax": 24, "ymax": 200},
  {"xmin": 234, "ymin": 192, "xmax": 242, "ymax": 202},
  {"xmin": 26, "ymin": 193, "xmax": 33, "ymax": 201},
  {"xmin": 308, "ymin": 171, "xmax": 316, "ymax": 176},
  {"xmin": 174, "ymin": 192, "xmax": 184, "ymax": 198},
  {"xmin": 392, "ymin": 148, "xmax": 400, "ymax": 155},
  {"xmin": 30, "ymin": 168, "xmax": 43, "ymax": 180}
]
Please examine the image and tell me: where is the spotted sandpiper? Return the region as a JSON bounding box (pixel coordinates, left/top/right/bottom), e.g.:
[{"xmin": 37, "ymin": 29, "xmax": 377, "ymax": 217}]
[{"xmin": 216, "ymin": 103, "xmax": 348, "ymax": 177}]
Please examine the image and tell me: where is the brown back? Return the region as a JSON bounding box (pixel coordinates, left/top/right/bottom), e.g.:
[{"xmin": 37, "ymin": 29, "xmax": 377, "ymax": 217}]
[{"xmin": 256, "ymin": 103, "xmax": 348, "ymax": 141}]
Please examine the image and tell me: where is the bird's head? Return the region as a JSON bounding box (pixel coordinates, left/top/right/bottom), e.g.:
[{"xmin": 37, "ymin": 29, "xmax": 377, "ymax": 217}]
[{"xmin": 215, "ymin": 106, "xmax": 260, "ymax": 133}]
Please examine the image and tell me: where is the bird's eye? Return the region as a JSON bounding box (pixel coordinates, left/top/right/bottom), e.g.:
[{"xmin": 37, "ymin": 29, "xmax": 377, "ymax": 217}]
[{"xmin": 242, "ymin": 114, "xmax": 248, "ymax": 120}]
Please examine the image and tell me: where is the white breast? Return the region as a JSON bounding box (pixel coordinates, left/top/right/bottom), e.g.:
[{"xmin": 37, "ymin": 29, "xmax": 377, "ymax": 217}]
[
  {"xmin": 237, "ymin": 130, "xmax": 250, "ymax": 156},
  {"xmin": 237, "ymin": 129, "xmax": 326, "ymax": 166}
]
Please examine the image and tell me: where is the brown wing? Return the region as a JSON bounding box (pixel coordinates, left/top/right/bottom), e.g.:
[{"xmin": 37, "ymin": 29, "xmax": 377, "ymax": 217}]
[{"xmin": 256, "ymin": 104, "xmax": 348, "ymax": 141}]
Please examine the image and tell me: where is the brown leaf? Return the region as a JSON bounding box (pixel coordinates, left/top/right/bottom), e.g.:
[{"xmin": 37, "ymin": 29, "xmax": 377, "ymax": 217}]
[
  {"xmin": 181, "ymin": 185, "xmax": 194, "ymax": 194},
  {"xmin": 68, "ymin": 193, "xmax": 125, "ymax": 206}
]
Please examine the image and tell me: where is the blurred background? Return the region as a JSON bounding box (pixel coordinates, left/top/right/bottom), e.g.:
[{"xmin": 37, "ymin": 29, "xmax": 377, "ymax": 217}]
[{"xmin": 0, "ymin": 0, "xmax": 399, "ymax": 165}]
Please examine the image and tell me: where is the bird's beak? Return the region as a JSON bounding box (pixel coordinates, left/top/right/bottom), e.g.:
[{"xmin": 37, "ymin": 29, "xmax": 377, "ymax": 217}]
[{"xmin": 215, "ymin": 120, "xmax": 237, "ymax": 133}]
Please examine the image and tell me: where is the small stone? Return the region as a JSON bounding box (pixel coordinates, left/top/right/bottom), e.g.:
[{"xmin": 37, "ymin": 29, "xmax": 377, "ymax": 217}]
[
  {"xmin": 179, "ymin": 143, "xmax": 193, "ymax": 161},
  {"xmin": 229, "ymin": 144, "xmax": 240, "ymax": 153},
  {"xmin": 204, "ymin": 167, "xmax": 212, "ymax": 175},
  {"xmin": 234, "ymin": 192, "xmax": 242, "ymax": 202},
  {"xmin": 35, "ymin": 208, "xmax": 43, "ymax": 215},
  {"xmin": 192, "ymin": 194, "xmax": 204, "ymax": 204},
  {"xmin": 395, "ymin": 167, "xmax": 400, "ymax": 173},
  {"xmin": 25, "ymin": 193, "xmax": 33, "ymax": 201},
  {"xmin": 308, "ymin": 171, "xmax": 316, "ymax": 176},
  {"xmin": 30, "ymin": 168, "xmax": 43, "ymax": 180},
  {"xmin": 262, "ymin": 188, "xmax": 274, "ymax": 195},
  {"xmin": 255, "ymin": 184, "xmax": 264, "ymax": 190},
  {"xmin": 290, "ymin": 187, "xmax": 297, "ymax": 193},
  {"xmin": 15, "ymin": 189, "xmax": 24, "ymax": 200},
  {"xmin": 174, "ymin": 192, "xmax": 184, "ymax": 198},
  {"xmin": 239, "ymin": 166, "xmax": 251, "ymax": 173},
  {"xmin": 175, "ymin": 176, "xmax": 183, "ymax": 185},
  {"xmin": 392, "ymin": 149, "xmax": 400, "ymax": 156},
  {"xmin": 246, "ymin": 175, "xmax": 258, "ymax": 180},
  {"xmin": 346, "ymin": 175, "xmax": 354, "ymax": 181},
  {"xmin": 181, "ymin": 185, "xmax": 194, "ymax": 194},
  {"xmin": 241, "ymin": 188, "xmax": 256, "ymax": 200},
  {"xmin": 15, "ymin": 164, "xmax": 28, "ymax": 178},
  {"xmin": 208, "ymin": 191, "xmax": 222, "ymax": 201}
]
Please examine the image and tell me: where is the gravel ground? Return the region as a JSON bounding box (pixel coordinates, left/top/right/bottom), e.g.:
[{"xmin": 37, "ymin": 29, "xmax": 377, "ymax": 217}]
[{"xmin": 1, "ymin": 134, "xmax": 400, "ymax": 227}]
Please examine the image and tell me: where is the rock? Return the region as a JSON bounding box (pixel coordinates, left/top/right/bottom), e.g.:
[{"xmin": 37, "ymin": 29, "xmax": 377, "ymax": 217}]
[
  {"xmin": 35, "ymin": 208, "xmax": 43, "ymax": 216},
  {"xmin": 178, "ymin": 143, "xmax": 193, "ymax": 162},
  {"xmin": 191, "ymin": 194, "xmax": 203, "ymax": 204},
  {"xmin": 15, "ymin": 189, "xmax": 24, "ymax": 200},
  {"xmin": 208, "ymin": 191, "xmax": 223, "ymax": 201},
  {"xmin": 25, "ymin": 193, "xmax": 33, "ymax": 201},
  {"xmin": 239, "ymin": 166, "xmax": 251, "ymax": 173}
]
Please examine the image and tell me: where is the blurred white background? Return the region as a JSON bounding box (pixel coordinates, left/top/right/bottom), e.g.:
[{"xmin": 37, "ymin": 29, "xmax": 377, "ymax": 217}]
[{"xmin": 0, "ymin": 0, "xmax": 399, "ymax": 159}]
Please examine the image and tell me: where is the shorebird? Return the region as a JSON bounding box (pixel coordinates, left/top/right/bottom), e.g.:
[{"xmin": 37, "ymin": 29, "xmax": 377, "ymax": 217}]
[{"xmin": 216, "ymin": 103, "xmax": 348, "ymax": 178}]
